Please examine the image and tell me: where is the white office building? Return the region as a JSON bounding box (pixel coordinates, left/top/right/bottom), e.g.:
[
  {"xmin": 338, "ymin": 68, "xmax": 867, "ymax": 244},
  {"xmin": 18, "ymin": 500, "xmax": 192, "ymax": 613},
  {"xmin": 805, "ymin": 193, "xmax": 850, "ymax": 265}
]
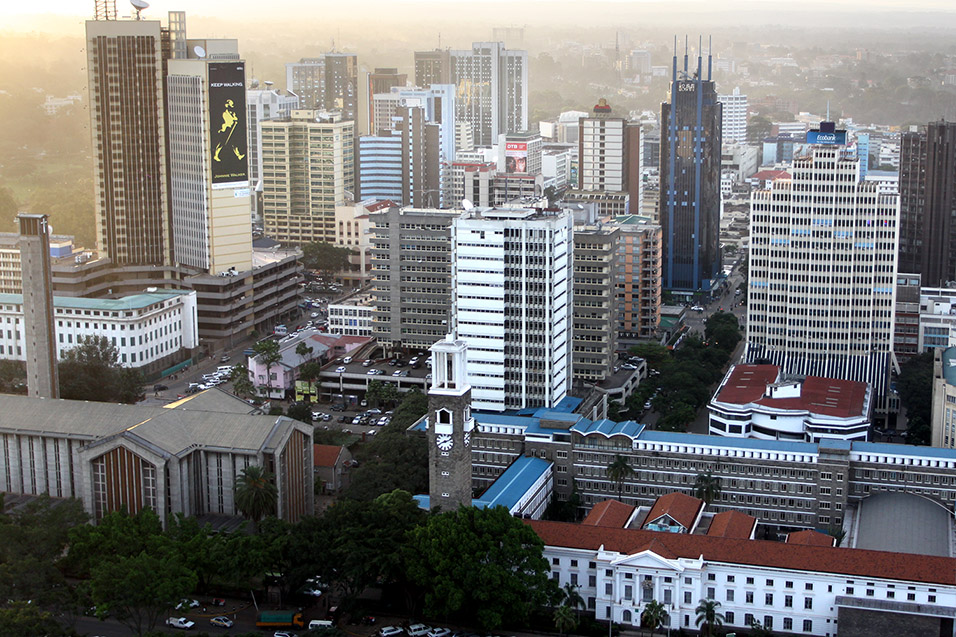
[
  {"xmin": 719, "ymin": 86, "xmax": 748, "ymax": 143},
  {"xmin": 746, "ymin": 137, "xmax": 899, "ymax": 404},
  {"xmin": 450, "ymin": 43, "xmax": 528, "ymax": 147},
  {"xmin": 246, "ymin": 84, "xmax": 299, "ymax": 210},
  {"xmin": 452, "ymin": 207, "xmax": 572, "ymax": 411},
  {"xmin": 328, "ymin": 298, "xmax": 373, "ymax": 337}
]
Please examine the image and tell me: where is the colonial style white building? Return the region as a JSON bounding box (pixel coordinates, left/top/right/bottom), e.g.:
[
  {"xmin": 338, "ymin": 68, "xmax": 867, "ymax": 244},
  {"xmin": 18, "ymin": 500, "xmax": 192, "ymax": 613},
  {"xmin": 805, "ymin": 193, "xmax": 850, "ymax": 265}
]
[
  {"xmin": 0, "ymin": 289, "xmax": 197, "ymax": 371},
  {"xmin": 709, "ymin": 364, "xmax": 872, "ymax": 442}
]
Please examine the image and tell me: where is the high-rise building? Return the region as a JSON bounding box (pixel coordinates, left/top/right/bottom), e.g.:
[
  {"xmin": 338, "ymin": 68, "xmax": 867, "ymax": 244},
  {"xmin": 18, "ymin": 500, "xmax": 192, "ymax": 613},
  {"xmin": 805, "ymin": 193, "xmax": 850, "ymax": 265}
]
[
  {"xmin": 18, "ymin": 214, "xmax": 58, "ymax": 399},
  {"xmin": 573, "ymin": 98, "xmax": 643, "ymax": 215},
  {"xmin": 745, "ymin": 123, "xmax": 899, "ymax": 403},
  {"xmin": 357, "ymin": 135, "xmax": 403, "ymax": 203},
  {"xmin": 718, "ymin": 87, "xmax": 748, "ymax": 144},
  {"xmin": 611, "ymin": 216, "xmax": 662, "ymax": 345},
  {"xmin": 898, "ymin": 121, "xmax": 956, "ymax": 286},
  {"xmin": 246, "ymin": 83, "xmax": 299, "ymax": 215},
  {"xmin": 167, "ymin": 45, "xmax": 253, "ymax": 274},
  {"xmin": 572, "ymin": 225, "xmax": 619, "ymax": 384},
  {"xmin": 659, "ymin": 45, "xmax": 722, "ymax": 295},
  {"xmin": 366, "ymin": 67, "xmax": 406, "ymax": 133},
  {"xmin": 497, "ymin": 131, "xmax": 543, "ymax": 176},
  {"xmin": 417, "ymin": 43, "xmax": 527, "ymax": 147},
  {"xmin": 260, "ymin": 110, "xmax": 354, "ymax": 244},
  {"xmin": 86, "ymin": 18, "xmax": 172, "ymax": 266},
  {"xmin": 285, "ymin": 54, "xmax": 358, "ymax": 121},
  {"xmin": 452, "ymin": 208, "xmax": 572, "ymax": 411}
]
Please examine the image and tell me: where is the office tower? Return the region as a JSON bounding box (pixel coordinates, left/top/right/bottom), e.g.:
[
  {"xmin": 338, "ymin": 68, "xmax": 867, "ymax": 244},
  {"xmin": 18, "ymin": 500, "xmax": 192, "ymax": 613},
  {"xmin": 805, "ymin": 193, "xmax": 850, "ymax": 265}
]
[
  {"xmin": 86, "ymin": 18, "xmax": 172, "ymax": 265},
  {"xmin": 452, "ymin": 208, "xmax": 573, "ymax": 411},
  {"xmin": 167, "ymin": 44, "xmax": 253, "ymax": 274},
  {"xmin": 246, "ymin": 83, "xmax": 299, "ymax": 213},
  {"xmin": 746, "ymin": 123, "xmax": 899, "ymax": 403},
  {"xmin": 629, "ymin": 49, "xmax": 652, "ymax": 74},
  {"xmin": 369, "ymin": 206, "xmax": 459, "ymax": 350},
  {"xmin": 366, "ymin": 67, "xmax": 406, "ymax": 133},
  {"xmin": 498, "ymin": 131, "xmax": 543, "ymax": 175},
  {"xmin": 357, "ymin": 106, "xmax": 441, "ymax": 207},
  {"xmin": 18, "ymin": 214, "xmax": 58, "ymax": 399},
  {"xmin": 575, "ymin": 98, "xmax": 643, "ymax": 215},
  {"xmin": 611, "ymin": 216, "xmax": 662, "ymax": 346},
  {"xmin": 427, "ymin": 337, "xmax": 475, "ymax": 510},
  {"xmin": 414, "ymin": 49, "xmax": 451, "ymax": 87},
  {"xmin": 659, "ymin": 43, "xmax": 722, "ymax": 295},
  {"xmin": 855, "ymin": 132, "xmax": 870, "ymax": 178},
  {"xmin": 572, "ymin": 225, "xmax": 619, "ymax": 384},
  {"xmin": 260, "ymin": 110, "xmax": 354, "ymax": 244},
  {"xmin": 898, "ymin": 122, "xmax": 956, "ymax": 286},
  {"xmin": 718, "ymin": 87, "xmax": 748, "ymax": 144},
  {"xmin": 285, "ymin": 54, "xmax": 358, "ymax": 121}
]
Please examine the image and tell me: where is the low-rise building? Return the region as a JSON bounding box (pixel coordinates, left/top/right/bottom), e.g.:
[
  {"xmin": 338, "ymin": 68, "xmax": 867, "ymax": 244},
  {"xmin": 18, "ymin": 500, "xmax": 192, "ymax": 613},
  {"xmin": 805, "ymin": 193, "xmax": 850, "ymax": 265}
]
[
  {"xmin": 248, "ymin": 329, "xmax": 370, "ymax": 398},
  {"xmin": 313, "ymin": 444, "xmax": 353, "ymax": 494},
  {"xmin": 708, "ymin": 364, "xmax": 872, "ymax": 443},
  {"xmin": 328, "ymin": 295, "xmax": 374, "ymax": 337}
]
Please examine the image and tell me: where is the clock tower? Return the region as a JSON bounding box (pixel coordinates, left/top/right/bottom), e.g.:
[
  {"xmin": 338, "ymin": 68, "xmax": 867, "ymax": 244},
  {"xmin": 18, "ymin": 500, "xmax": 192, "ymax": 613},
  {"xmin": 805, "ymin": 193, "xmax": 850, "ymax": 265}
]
[{"xmin": 427, "ymin": 337, "xmax": 475, "ymax": 510}]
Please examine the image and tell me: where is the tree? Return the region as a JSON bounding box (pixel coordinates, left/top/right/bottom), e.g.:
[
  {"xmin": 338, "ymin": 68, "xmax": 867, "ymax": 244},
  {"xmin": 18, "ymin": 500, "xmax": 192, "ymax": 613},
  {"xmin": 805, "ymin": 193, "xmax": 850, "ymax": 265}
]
[
  {"xmin": 296, "ymin": 341, "xmax": 314, "ymax": 361},
  {"xmin": 390, "ymin": 387, "xmax": 429, "ymax": 429},
  {"xmin": 301, "ymin": 241, "xmax": 354, "ymax": 277},
  {"xmin": 694, "ymin": 599, "xmax": 724, "ymax": 637},
  {"xmin": 748, "ymin": 114, "xmax": 773, "ymax": 142},
  {"xmin": 657, "ymin": 403, "xmax": 697, "ymax": 432},
  {"xmin": 898, "ymin": 351, "xmax": 933, "ymax": 444},
  {"xmin": 253, "ymin": 339, "xmax": 282, "ymax": 397},
  {"xmin": 0, "ymin": 602, "xmax": 68, "ymax": 637},
  {"xmin": 66, "ymin": 507, "xmax": 164, "ymax": 578},
  {"xmin": 366, "ymin": 379, "xmax": 399, "ymax": 408},
  {"xmin": 298, "ymin": 361, "xmax": 323, "ymax": 402},
  {"xmin": 629, "ymin": 343, "xmax": 670, "ymax": 370},
  {"xmin": 405, "ymin": 506, "xmax": 553, "ymax": 630},
  {"xmin": 344, "ymin": 434, "xmax": 429, "ymax": 501},
  {"xmin": 58, "ymin": 335, "xmax": 143, "ymax": 403},
  {"xmin": 693, "ymin": 472, "xmax": 723, "ymax": 506},
  {"xmin": 606, "ymin": 455, "xmax": 634, "ymax": 500},
  {"xmin": 640, "ymin": 599, "xmax": 670, "ymax": 633},
  {"xmin": 235, "ymin": 465, "xmax": 278, "ymax": 525},
  {"xmin": 230, "ymin": 363, "xmax": 255, "ymax": 398},
  {"xmin": 553, "ymin": 604, "xmax": 578, "ymax": 637},
  {"xmin": 287, "ymin": 401, "xmax": 313, "ymax": 424},
  {"xmin": 560, "ymin": 581, "xmax": 585, "ymax": 612}
]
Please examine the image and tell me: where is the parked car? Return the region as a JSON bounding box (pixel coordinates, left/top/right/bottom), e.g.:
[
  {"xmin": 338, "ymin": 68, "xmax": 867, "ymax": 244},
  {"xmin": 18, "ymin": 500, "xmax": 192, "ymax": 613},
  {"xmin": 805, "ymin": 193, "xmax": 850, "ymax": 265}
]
[
  {"xmin": 330, "ymin": 404, "xmax": 346, "ymax": 411},
  {"xmin": 379, "ymin": 627, "xmax": 405, "ymax": 637},
  {"xmin": 166, "ymin": 617, "xmax": 195, "ymax": 630},
  {"xmin": 352, "ymin": 416, "xmax": 364, "ymax": 425},
  {"xmin": 335, "ymin": 366, "xmax": 347, "ymax": 373},
  {"xmin": 362, "ymin": 359, "xmax": 375, "ymax": 367},
  {"xmin": 407, "ymin": 624, "xmax": 431, "ymax": 637},
  {"xmin": 153, "ymin": 384, "xmax": 168, "ymax": 392},
  {"xmin": 691, "ymin": 305, "xmax": 704, "ymax": 312},
  {"xmin": 210, "ymin": 616, "xmax": 234, "ymax": 628},
  {"xmin": 338, "ymin": 415, "xmax": 349, "ymax": 423},
  {"xmin": 176, "ymin": 599, "xmax": 200, "ymax": 610},
  {"xmin": 220, "ymin": 354, "xmax": 231, "ymax": 362},
  {"xmin": 392, "ymin": 369, "xmax": 403, "ymax": 376},
  {"xmin": 428, "ymin": 629, "xmax": 451, "ymax": 637},
  {"xmin": 342, "ymin": 356, "xmax": 353, "ymax": 364}
]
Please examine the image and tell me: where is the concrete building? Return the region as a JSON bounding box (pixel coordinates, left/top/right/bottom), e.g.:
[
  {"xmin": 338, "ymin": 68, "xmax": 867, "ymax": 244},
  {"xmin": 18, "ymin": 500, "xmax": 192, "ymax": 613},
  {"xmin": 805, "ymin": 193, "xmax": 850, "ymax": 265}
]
[
  {"xmin": 0, "ymin": 392, "xmax": 313, "ymax": 526},
  {"xmin": 721, "ymin": 143, "xmax": 760, "ymax": 182},
  {"xmin": 285, "ymin": 54, "xmax": 358, "ymax": 121},
  {"xmin": 313, "ymin": 444, "xmax": 352, "ymax": 494},
  {"xmin": 659, "ymin": 47, "xmax": 722, "ymax": 296},
  {"xmin": 498, "ymin": 130, "xmax": 543, "ymax": 176},
  {"xmin": 572, "ymin": 99, "xmax": 643, "ymax": 215},
  {"xmin": 413, "ymin": 49, "xmax": 451, "ymax": 87},
  {"xmin": 86, "ymin": 17, "xmax": 172, "ymax": 266},
  {"xmin": 18, "ymin": 214, "xmax": 58, "ymax": 398},
  {"xmin": 328, "ymin": 296, "xmax": 373, "ymax": 337},
  {"xmin": 369, "ymin": 206, "xmax": 459, "ymax": 351},
  {"xmin": 542, "ymin": 145, "xmax": 572, "ymax": 192},
  {"xmin": 899, "ymin": 122, "xmax": 956, "ymax": 287},
  {"xmin": 709, "ymin": 364, "xmax": 872, "ymax": 443},
  {"xmin": 719, "ymin": 86, "xmax": 748, "ymax": 143},
  {"xmin": 260, "ymin": 110, "xmax": 355, "ymax": 244},
  {"xmin": 365, "ymin": 67, "xmax": 406, "ymax": 134},
  {"xmin": 746, "ymin": 125, "xmax": 899, "ymax": 406},
  {"xmin": 931, "ymin": 346, "xmax": 956, "ymax": 448},
  {"xmin": 917, "ymin": 287, "xmax": 956, "ymax": 353},
  {"xmin": 894, "ymin": 273, "xmax": 922, "ymax": 365},
  {"xmin": 572, "ymin": 225, "xmax": 619, "ymax": 384},
  {"xmin": 357, "ymin": 134, "xmax": 403, "ymax": 202},
  {"xmin": 451, "ymin": 207, "xmax": 573, "ymax": 411},
  {"xmin": 333, "ymin": 199, "xmax": 382, "ymax": 286},
  {"xmin": 167, "ymin": 48, "xmax": 253, "ymax": 275},
  {"xmin": 611, "ymin": 215, "xmax": 663, "ymax": 344},
  {"xmin": 246, "ymin": 84, "xmax": 299, "ymax": 218}
]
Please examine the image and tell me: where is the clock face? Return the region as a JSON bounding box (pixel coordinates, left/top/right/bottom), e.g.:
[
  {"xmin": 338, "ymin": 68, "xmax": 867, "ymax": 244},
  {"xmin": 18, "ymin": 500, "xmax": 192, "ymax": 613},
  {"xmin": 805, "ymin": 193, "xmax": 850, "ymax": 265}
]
[
  {"xmin": 436, "ymin": 433, "xmax": 453, "ymax": 451},
  {"xmin": 463, "ymin": 432, "xmax": 471, "ymax": 447}
]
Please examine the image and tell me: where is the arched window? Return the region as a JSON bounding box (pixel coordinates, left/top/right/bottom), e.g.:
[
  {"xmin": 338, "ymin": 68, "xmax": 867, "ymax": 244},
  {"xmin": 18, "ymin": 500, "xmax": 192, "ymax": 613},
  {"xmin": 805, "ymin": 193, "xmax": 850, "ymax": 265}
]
[
  {"xmin": 622, "ymin": 610, "xmax": 632, "ymax": 624},
  {"xmin": 437, "ymin": 408, "xmax": 452, "ymax": 424}
]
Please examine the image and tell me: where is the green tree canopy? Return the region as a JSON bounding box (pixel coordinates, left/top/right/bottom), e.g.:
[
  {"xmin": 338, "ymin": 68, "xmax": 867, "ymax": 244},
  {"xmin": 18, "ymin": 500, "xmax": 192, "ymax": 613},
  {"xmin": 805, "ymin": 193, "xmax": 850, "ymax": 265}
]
[
  {"xmin": 898, "ymin": 351, "xmax": 933, "ymax": 445},
  {"xmin": 366, "ymin": 379, "xmax": 400, "ymax": 408},
  {"xmin": 406, "ymin": 506, "xmax": 553, "ymax": 630},
  {"xmin": 253, "ymin": 339, "xmax": 282, "ymax": 395},
  {"xmin": 607, "ymin": 455, "xmax": 634, "ymax": 499},
  {"xmin": 695, "ymin": 599, "xmax": 724, "ymax": 637},
  {"xmin": 641, "ymin": 599, "xmax": 670, "ymax": 632},
  {"xmin": 694, "ymin": 472, "xmax": 723, "ymax": 506},
  {"xmin": 301, "ymin": 242, "xmax": 354, "ymax": 276},
  {"xmin": 235, "ymin": 465, "xmax": 278, "ymax": 524},
  {"xmin": 230, "ymin": 363, "xmax": 255, "ymax": 398},
  {"xmin": 58, "ymin": 335, "xmax": 144, "ymax": 403},
  {"xmin": 0, "ymin": 602, "xmax": 68, "ymax": 637},
  {"xmin": 390, "ymin": 387, "xmax": 429, "ymax": 429}
]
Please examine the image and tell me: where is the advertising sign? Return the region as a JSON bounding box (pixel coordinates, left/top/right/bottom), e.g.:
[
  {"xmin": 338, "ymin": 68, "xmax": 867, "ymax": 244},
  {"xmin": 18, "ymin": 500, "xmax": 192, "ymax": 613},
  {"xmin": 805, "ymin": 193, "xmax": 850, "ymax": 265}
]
[
  {"xmin": 209, "ymin": 62, "xmax": 248, "ymax": 186},
  {"xmin": 505, "ymin": 142, "xmax": 528, "ymax": 173},
  {"xmin": 806, "ymin": 130, "xmax": 847, "ymax": 146}
]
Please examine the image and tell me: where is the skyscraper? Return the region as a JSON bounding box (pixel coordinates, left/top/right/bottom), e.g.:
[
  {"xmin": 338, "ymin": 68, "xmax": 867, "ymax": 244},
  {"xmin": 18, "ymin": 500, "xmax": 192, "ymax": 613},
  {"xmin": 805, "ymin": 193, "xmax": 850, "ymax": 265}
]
[
  {"xmin": 86, "ymin": 17, "xmax": 172, "ymax": 265},
  {"xmin": 246, "ymin": 82, "xmax": 299, "ymax": 215},
  {"xmin": 166, "ymin": 42, "xmax": 253, "ymax": 274},
  {"xmin": 413, "ymin": 49, "xmax": 451, "ymax": 87},
  {"xmin": 898, "ymin": 121, "xmax": 956, "ymax": 286},
  {"xmin": 366, "ymin": 67, "xmax": 406, "ymax": 133},
  {"xmin": 659, "ymin": 42, "xmax": 722, "ymax": 295},
  {"xmin": 746, "ymin": 123, "xmax": 899, "ymax": 402},
  {"xmin": 575, "ymin": 98, "xmax": 643, "ymax": 215},
  {"xmin": 285, "ymin": 54, "xmax": 358, "ymax": 121},
  {"xmin": 260, "ymin": 110, "xmax": 354, "ymax": 244},
  {"xmin": 718, "ymin": 87, "xmax": 748, "ymax": 144}
]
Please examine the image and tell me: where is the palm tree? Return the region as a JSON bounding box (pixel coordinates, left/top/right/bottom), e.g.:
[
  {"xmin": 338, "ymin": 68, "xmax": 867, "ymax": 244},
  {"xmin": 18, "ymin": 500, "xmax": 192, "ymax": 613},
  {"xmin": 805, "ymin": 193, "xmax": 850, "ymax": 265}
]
[
  {"xmin": 561, "ymin": 582, "xmax": 585, "ymax": 612},
  {"xmin": 295, "ymin": 342, "xmax": 314, "ymax": 362},
  {"xmin": 606, "ymin": 455, "xmax": 634, "ymax": 500},
  {"xmin": 253, "ymin": 340, "xmax": 282, "ymax": 397},
  {"xmin": 694, "ymin": 472, "xmax": 722, "ymax": 506},
  {"xmin": 234, "ymin": 465, "xmax": 278, "ymax": 526},
  {"xmin": 298, "ymin": 361, "xmax": 322, "ymax": 403},
  {"xmin": 694, "ymin": 599, "xmax": 724, "ymax": 637},
  {"xmin": 640, "ymin": 599, "xmax": 669, "ymax": 634},
  {"xmin": 553, "ymin": 604, "xmax": 578, "ymax": 637}
]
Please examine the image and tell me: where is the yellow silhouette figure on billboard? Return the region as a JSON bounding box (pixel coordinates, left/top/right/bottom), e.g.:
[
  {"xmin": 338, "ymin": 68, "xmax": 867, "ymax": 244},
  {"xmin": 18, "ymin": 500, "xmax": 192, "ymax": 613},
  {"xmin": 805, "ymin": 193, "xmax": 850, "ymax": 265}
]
[{"xmin": 214, "ymin": 98, "xmax": 245, "ymax": 163}]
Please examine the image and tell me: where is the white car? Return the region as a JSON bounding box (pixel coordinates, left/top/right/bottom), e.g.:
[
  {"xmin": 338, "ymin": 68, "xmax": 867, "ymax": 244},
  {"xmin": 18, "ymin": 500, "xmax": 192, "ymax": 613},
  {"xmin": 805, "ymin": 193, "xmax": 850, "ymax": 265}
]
[
  {"xmin": 691, "ymin": 305, "xmax": 704, "ymax": 312},
  {"xmin": 166, "ymin": 616, "xmax": 195, "ymax": 630},
  {"xmin": 379, "ymin": 628, "xmax": 404, "ymax": 637},
  {"xmin": 406, "ymin": 624, "xmax": 431, "ymax": 637},
  {"xmin": 342, "ymin": 356, "xmax": 353, "ymax": 364},
  {"xmin": 335, "ymin": 366, "xmax": 347, "ymax": 373}
]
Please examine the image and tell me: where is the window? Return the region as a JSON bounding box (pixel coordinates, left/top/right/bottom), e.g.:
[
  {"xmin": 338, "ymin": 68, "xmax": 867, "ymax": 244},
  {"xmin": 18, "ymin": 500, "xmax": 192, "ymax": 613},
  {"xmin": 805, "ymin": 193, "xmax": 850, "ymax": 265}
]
[
  {"xmin": 847, "ymin": 587, "xmax": 854, "ymax": 595},
  {"xmin": 684, "ymin": 592, "xmax": 692, "ymax": 604},
  {"xmin": 725, "ymin": 611, "xmax": 734, "ymax": 625},
  {"xmin": 765, "ymin": 593, "xmax": 773, "ymax": 605},
  {"xmin": 929, "ymin": 595, "xmax": 937, "ymax": 603},
  {"xmin": 747, "ymin": 577, "xmax": 755, "ymax": 585},
  {"xmin": 746, "ymin": 592, "xmax": 754, "ymax": 604},
  {"xmin": 589, "ymin": 575, "xmax": 596, "ymax": 587},
  {"xmin": 784, "ymin": 618, "xmax": 793, "ymax": 630},
  {"xmin": 707, "ymin": 587, "xmax": 715, "ymax": 599},
  {"xmin": 784, "ymin": 595, "xmax": 792, "ymax": 608},
  {"xmin": 708, "ymin": 574, "xmax": 716, "ymax": 581},
  {"xmin": 570, "ymin": 574, "xmax": 578, "ymax": 586},
  {"xmin": 887, "ymin": 591, "xmax": 895, "ymax": 599},
  {"xmin": 744, "ymin": 614, "xmax": 753, "ymax": 627},
  {"xmin": 766, "ymin": 579, "xmax": 774, "ymax": 587},
  {"xmin": 805, "ymin": 583, "xmax": 813, "ymax": 591},
  {"xmin": 803, "ymin": 619, "xmax": 813, "ymax": 632},
  {"xmin": 907, "ymin": 593, "xmax": 916, "ymax": 601},
  {"xmin": 726, "ymin": 590, "xmax": 735, "ymax": 602},
  {"xmin": 571, "ymin": 560, "xmax": 578, "ymax": 567},
  {"xmin": 605, "ymin": 583, "xmax": 613, "ymax": 595},
  {"xmin": 552, "ymin": 558, "xmax": 560, "ymax": 565},
  {"xmin": 785, "ymin": 581, "xmax": 793, "ymax": 589},
  {"xmin": 763, "ymin": 616, "xmax": 773, "ymax": 629},
  {"xmin": 727, "ymin": 575, "xmax": 735, "ymax": 583},
  {"xmin": 804, "ymin": 598, "xmax": 813, "ymax": 610}
]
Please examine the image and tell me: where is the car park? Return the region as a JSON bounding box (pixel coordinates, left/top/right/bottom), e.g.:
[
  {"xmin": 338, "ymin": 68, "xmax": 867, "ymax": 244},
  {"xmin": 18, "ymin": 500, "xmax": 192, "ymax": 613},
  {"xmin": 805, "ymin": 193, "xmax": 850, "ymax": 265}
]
[
  {"xmin": 367, "ymin": 369, "xmax": 384, "ymax": 375},
  {"xmin": 392, "ymin": 369, "xmax": 403, "ymax": 376},
  {"xmin": 210, "ymin": 616, "xmax": 234, "ymax": 628},
  {"xmin": 427, "ymin": 629, "xmax": 451, "ymax": 637}
]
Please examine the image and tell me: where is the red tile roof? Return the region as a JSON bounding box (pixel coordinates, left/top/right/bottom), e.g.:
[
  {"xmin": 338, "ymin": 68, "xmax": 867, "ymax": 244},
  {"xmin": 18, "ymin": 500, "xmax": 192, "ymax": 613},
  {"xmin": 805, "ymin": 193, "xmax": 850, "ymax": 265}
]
[
  {"xmin": 715, "ymin": 365, "xmax": 868, "ymax": 418},
  {"xmin": 526, "ymin": 519, "xmax": 956, "ymax": 586},
  {"xmin": 787, "ymin": 530, "xmax": 837, "ymax": 547},
  {"xmin": 707, "ymin": 511, "xmax": 757, "ymax": 539},
  {"xmin": 313, "ymin": 444, "xmax": 344, "ymax": 467},
  {"xmin": 643, "ymin": 492, "xmax": 704, "ymax": 532},
  {"xmin": 752, "ymin": 169, "xmax": 792, "ymax": 181},
  {"xmin": 364, "ymin": 200, "xmax": 396, "ymax": 212},
  {"xmin": 582, "ymin": 499, "xmax": 636, "ymax": 529}
]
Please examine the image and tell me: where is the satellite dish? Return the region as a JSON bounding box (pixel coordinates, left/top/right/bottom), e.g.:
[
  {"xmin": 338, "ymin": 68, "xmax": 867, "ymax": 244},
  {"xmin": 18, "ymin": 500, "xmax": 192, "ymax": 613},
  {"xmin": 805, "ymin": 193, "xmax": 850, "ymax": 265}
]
[
  {"xmin": 264, "ymin": 80, "xmax": 274, "ymax": 88},
  {"xmin": 193, "ymin": 45, "xmax": 206, "ymax": 59},
  {"xmin": 130, "ymin": 0, "xmax": 148, "ymax": 19},
  {"xmin": 461, "ymin": 199, "xmax": 474, "ymax": 210}
]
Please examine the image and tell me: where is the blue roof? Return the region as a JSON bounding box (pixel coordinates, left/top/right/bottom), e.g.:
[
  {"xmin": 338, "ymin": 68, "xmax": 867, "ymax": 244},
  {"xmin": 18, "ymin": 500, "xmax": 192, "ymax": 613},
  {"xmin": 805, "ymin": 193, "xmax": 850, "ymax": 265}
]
[
  {"xmin": 571, "ymin": 418, "xmax": 644, "ymax": 439},
  {"xmin": 942, "ymin": 347, "xmax": 956, "ymax": 387},
  {"xmin": 638, "ymin": 430, "xmax": 819, "ymax": 453},
  {"xmin": 413, "ymin": 494, "xmax": 430, "ymax": 510},
  {"xmin": 474, "ymin": 456, "xmax": 552, "ymax": 512},
  {"xmin": 532, "ymin": 409, "xmax": 580, "ymax": 422},
  {"xmin": 474, "ymin": 412, "xmax": 537, "ymax": 427},
  {"xmin": 0, "ymin": 290, "xmax": 188, "ymax": 311},
  {"xmin": 851, "ymin": 441, "xmax": 956, "ymax": 459},
  {"xmin": 554, "ymin": 396, "xmax": 583, "ymax": 412},
  {"xmin": 819, "ymin": 438, "xmax": 852, "ymax": 450}
]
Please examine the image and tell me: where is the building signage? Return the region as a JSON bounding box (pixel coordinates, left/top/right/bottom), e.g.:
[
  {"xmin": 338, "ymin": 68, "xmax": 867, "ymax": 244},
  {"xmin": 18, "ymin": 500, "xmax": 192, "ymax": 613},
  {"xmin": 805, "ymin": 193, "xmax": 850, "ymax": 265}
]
[
  {"xmin": 209, "ymin": 62, "xmax": 248, "ymax": 186},
  {"xmin": 505, "ymin": 142, "xmax": 528, "ymax": 173},
  {"xmin": 806, "ymin": 130, "xmax": 847, "ymax": 146}
]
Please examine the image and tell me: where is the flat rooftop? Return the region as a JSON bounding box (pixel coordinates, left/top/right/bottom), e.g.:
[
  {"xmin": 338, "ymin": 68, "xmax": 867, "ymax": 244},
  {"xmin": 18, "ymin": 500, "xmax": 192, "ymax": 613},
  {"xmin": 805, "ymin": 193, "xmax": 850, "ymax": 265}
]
[{"xmin": 855, "ymin": 492, "xmax": 952, "ymax": 557}]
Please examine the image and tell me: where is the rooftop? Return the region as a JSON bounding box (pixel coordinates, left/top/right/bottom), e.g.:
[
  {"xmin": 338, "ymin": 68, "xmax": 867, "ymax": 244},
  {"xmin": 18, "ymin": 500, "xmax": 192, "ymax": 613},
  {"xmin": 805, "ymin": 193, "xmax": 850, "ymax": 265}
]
[
  {"xmin": 474, "ymin": 456, "xmax": 552, "ymax": 512},
  {"xmin": 715, "ymin": 364, "xmax": 869, "ymax": 418},
  {"xmin": 855, "ymin": 492, "xmax": 952, "ymax": 557},
  {"xmin": 706, "ymin": 511, "xmax": 757, "ymax": 539},
  {"xmin": 313, "ymin": 444, "xmax": 345, "ymax": 468},
  {"xmin": 0, "ymin": 290, "xmax": 190, "ymax": 312},
  {"xmin": 787, "ymin": 530, "xmax": 836, "ymax": 547},
  {"xmin": 582, "ymin": 499, "xmax": 636, "ymax": 529},
  {"xmin": 643, "ymin": 492, "xmax": 704, "ymax": 531},
  {"xmin": 527, "ymin": 519, "xmax": 956, "ymax": 586}
]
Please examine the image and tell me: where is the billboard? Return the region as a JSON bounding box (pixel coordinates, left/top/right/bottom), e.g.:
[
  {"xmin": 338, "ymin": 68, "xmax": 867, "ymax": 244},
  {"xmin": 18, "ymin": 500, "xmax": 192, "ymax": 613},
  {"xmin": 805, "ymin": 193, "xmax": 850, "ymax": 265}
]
[
  {"xmin": 505, "ymin": 141, "xmax": 528, "ymax": 173},
  {"xmin": 806, "ymin": 130, "xmax": 847, "ymax": 146},
  {"xmin": 209, "ymin": 62, "xmax": 248, "ymax": 186}
]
